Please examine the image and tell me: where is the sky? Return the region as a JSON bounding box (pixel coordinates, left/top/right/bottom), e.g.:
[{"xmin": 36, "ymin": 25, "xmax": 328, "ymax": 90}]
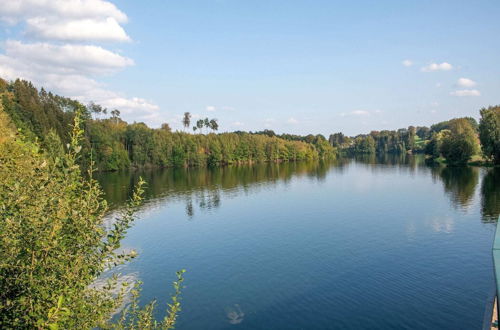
[{"xmin": 0, "ymin": 0, "xmax": 499, "ymax": 136}]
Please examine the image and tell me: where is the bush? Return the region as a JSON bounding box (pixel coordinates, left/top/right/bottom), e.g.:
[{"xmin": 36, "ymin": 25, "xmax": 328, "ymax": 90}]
[
  {"xmin": 0, "ymin": 108, "xmax": 184, "ymax": 329},
  {"xmin": 439, "ymin": 118, "xmax": 480, "ymax": 165}
]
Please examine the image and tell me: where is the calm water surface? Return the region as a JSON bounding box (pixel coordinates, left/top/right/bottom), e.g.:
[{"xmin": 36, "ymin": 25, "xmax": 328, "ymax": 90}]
[{"xmin": 96, "ymin": 155, "xmax": 500, "ymax": 329}]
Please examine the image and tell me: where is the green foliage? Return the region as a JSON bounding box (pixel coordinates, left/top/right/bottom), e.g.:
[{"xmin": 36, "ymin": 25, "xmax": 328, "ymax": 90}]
[
  {"xmin": 338, "ymin": 127, "xmax": 416, "ymax": 155},
  {"xmin": 0, "ymin": 108, "xmax": 184, "ymax": 329},
  {"xmin": 431, "ymin": 117, "xmax": 478, "ymax": 134},
  {"xmin": 1, "ymin": 78, "xmax": 332, "ymax": 172},
  {"xmin": 479, "ymin": 105, "xmax": 500, "ymax": 164},
  {"xmin": 352, "ymin": 135, "xmax": 376, "ymax": 154},
  {"xmin": 329, "ymin": 132, "xmax": 351, "ymax": 149},
  {"xmin": 439, "ymin": 118, "xmax": 480, "ymax": 165},
  {"xmin": 113, "ymin": 270, "xmax": 185, "ymax": 330},
  {"xmin": 425, "ymin": 130, "xmax": 448, "ymax": 159}
]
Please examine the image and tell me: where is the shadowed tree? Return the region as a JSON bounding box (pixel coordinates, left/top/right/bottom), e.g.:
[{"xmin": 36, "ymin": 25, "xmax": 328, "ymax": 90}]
[
  {"xmin": 87, "ymin": 101, "xmax": 105, "ymax": 120},
  {"xmin": 481, "ymin": 168, "xmax": 500, "ymax": 222},
  {"xmin": 209, "ymin": 119, "xmax": 219, "ymax": 132},
  {"xmin": 479, "ymin": 105, "xmax": 500, "ymax": 164},
  {"xmin": 161, "ymin": 123, "xmax": 172, "ymax": 132},
  {"xmin": 110, "ymin": 109, "xmax": 121, "ymax": 124},
  {"xmin": 196, "ymin": 119, "xmax": 204, "ymax": 133}
]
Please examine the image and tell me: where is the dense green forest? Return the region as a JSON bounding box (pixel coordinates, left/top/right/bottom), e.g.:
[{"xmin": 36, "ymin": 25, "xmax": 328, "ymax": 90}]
[
  {"xmin": 1, "ymin": 78, "xmax": 499, "ymax": 168},
  {"xmin": 328, "ymin": 108, "xmax": 500, "ymax": 166},
  {"xmin": 0, "ymin": 78, "xmax": 335, "ymax": 172}
]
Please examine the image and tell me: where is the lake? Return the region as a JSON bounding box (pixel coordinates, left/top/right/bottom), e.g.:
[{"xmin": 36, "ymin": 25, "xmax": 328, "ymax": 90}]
[{"xmin": 96, "ymin": 155, "xmax": 500, "ymax": 329}]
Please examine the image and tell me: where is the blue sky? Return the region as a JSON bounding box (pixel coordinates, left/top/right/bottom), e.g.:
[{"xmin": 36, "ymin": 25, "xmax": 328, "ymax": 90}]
[{"xmin": 1, "ymin": 0, "xmax": 499, "ymax": 135}]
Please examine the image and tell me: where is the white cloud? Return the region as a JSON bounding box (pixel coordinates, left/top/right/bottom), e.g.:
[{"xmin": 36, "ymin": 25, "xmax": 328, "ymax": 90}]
[
  {"xmin": 457, "ymin": 77, "xmax": 476, "ymax": 88},
  {"xmin": 430, "ymin": 101, "xmax": 439, "ymax": 107},
  {"xmin": 0, "ymin": 41, "xmax": 156, "ymax": 120},
  {"xmin": 26, "ymin": 17, "xmax": 130, "ymax": 42},
  {"xmin": 2, "ymin": 40, "xmax": 133, "ymax": 75},
  {"xmin": 232, "ymin": 121, "xmax": 244, "ymax": 127},
  {"xmin": 102, "ymin": 97, "xmax": 159, "ymax": 114},
  {"xmin": 340, "ymin": 110, "xmax": 372, "ymax": 117},
  {"xmin": 421, "ymin": 62, "xmax": 453, "ymax": 72},
  {"xmin": 0, "ymin": 0, "xmax": 127, "ymax": 24},
  {"xmin": 351, "ymin": 110, "xmax": 368, "ymax": 116},
  {"xmin": 0, "ymin": 0, "xmax": 159, "ymax": 125},
  {"xmin": 351, "ymin": 110, "xmax": 370, "ymax": 116},
  {"xmin": 402, "ymin": 59, "xmax": 413, "ymax": 67},
  {"xmin": 450, "ymin": 89, "xmax": 481, "ymax": 97},
  {"xmin": 204, "ymin": 105, "xmax": 233, "ymax": 112},
  {"xmin": 287, "ymin": 117, "xmax": 299, "ymax": 124}
]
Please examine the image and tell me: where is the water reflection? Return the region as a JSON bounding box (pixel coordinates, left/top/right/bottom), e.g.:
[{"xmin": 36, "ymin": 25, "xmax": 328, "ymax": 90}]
[
  {"xmin": 96, "ymin": 157, "xmax": 499, "ymax": 223},
  {"xmin": 94, "ymin": 156, "xmax": 498, "ymax": 329},
  {"xmin": 431, "ymin": 166, "xmax": 479, "ymax": 211},
  {"xmin": 95, "ymin": 161, "xmax": 333, "ymax": 216},
  {"xmin": 481, "ymin": 168, "xmax": 500, "ymax": 223}
]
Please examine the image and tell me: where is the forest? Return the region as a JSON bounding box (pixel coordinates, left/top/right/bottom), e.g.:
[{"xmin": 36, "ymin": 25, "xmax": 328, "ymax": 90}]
[
  {"xmin": 0, "ymin": 79, "xmax": 335, "ymax": 172},
  {"xmin": 1, "ymin": 78, "xmax": 499, "ymax": 171},
  {"xmin": 329, "ymin": 110, "xmax": 500, "ymax": 166}
]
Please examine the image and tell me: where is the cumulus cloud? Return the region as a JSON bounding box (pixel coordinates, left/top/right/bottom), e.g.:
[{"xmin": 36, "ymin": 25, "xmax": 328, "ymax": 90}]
[
  {"xmin": 2, "ymin": 40, "xmax": 133, "ymax": 75},
  {"xmin": 26, "ymin": 17, "xmax": 130, "ymax": 42},
  {"xmin": 102, "ymin": 96, "xmax": 159, "ymax": 114},
  {"xmin": 232, "ymin": 121, "xmax": 244, "ymax": 127},
  {"xmin": 402, "ymin": 59, "xmax": 413, "ymax": 67},
  {"xmin": 421, "ymin": 62, "xmax": 453, "ymax": 72},
  {"xmin": 206, "ymin": 105, "xmax": 216, "ymax": 112},
  {"xmin": 287, "ymin": 117, "xmax": 299, "ymax": 124},
  {"xmin": 0, "ymin": 0, "xmax": 160, "ymax": 124},
  {"xmin": 457, "ymin": 77, "xmax": 477, "ymax": 88},
  {"xmin": 0, "ymin": 0, "xmax": 127, "ymax": 24},
  {"xmin": 450, "ymin": 89, "xmax": 481, "ymax": 97}
]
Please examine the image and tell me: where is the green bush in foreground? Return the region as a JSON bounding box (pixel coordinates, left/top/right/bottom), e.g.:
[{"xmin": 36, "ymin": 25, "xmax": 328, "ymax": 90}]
[{"xmin": 0, "ymin": 108, "xmax": 184, "ymax": 329}]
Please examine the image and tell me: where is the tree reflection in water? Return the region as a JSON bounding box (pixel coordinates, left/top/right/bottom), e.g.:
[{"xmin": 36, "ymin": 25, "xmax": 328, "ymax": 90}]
[
  {"xmin": 95, "ymin": 161, "xmax": 332, "ymax": 217},
  {"xmin": 432, "ymin": 166, "xmax": 479, "ymax": 211},
  {"xmin": 95, "ymin": 157, "xmax": 500, "ymax": 224},
  {"xmin": 481, "ymin": 167, "xmax": 500, "ymax": 223}
]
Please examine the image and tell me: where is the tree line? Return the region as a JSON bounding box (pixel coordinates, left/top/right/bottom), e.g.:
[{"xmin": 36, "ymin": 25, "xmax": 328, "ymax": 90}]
[
  {"xmin": 0, "ymin": 78, "xmax": 335, "ymax": 172},
  {"xmin": 328, "ymin": 110, "xmax": 500, "ymax": 166},
  {"xmin": 1, "ymin": 78, "xmax": 498, "ymax": 168}
]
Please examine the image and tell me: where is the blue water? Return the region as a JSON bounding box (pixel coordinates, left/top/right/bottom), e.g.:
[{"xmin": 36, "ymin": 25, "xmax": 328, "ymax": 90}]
[{"xmin": 97, "ymin": 156, "xmax": 499, "ymax": 329}]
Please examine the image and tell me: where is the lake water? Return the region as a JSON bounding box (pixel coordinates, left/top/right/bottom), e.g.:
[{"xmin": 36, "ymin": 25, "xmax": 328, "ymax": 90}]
[{"xmin": 96, "ymin": 155, "xmax": 500, "ymax": 329}]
